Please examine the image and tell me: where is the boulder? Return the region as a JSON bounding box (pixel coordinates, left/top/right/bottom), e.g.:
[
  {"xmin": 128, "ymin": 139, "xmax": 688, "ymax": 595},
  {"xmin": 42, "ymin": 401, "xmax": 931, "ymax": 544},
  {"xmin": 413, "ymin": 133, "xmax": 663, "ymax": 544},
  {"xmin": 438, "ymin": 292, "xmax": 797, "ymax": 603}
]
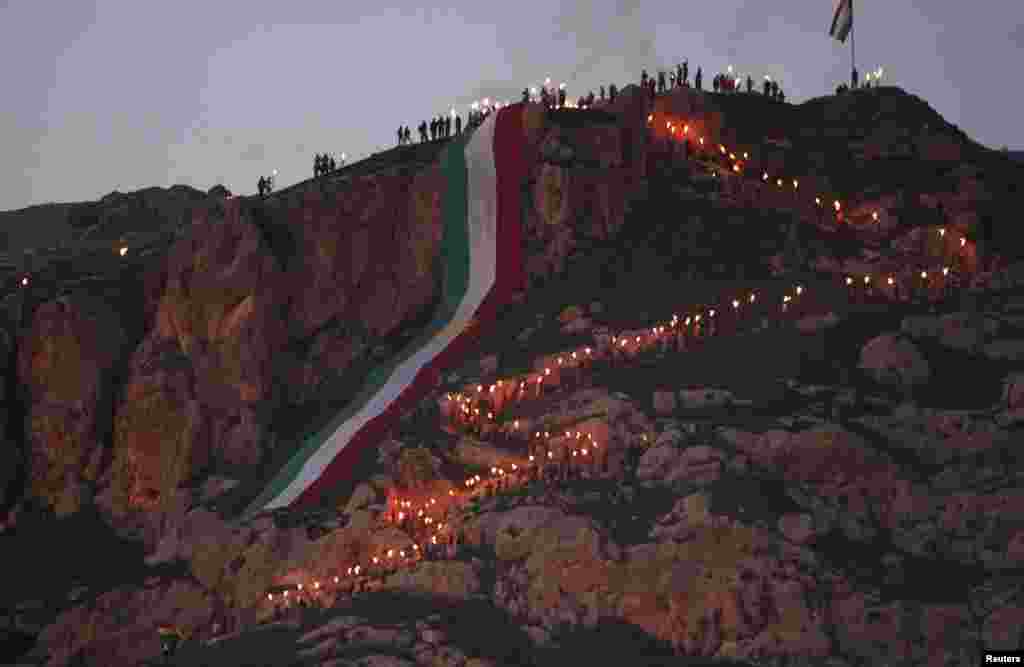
[
  {"xmin": 453, "ymin": 437, "xmax": 518, "ymax": 470},
  {"xmin": 199, "ymin": 476, "xmax": 239, "ymax": 503},
  {"xmin": 677, "ymin": 388, "xmax": 734, "ymax": 409},
  {"xmin": 859, "ymin": 334, "xmax": 930, "ymax": 386},
  {"xmin": 345, "ymin": 482, "xmax": 380, "ymax": 514},
  {"xmin": 652, "ymin": 389, "xmax": 677, "ymax": 414},
  {"xmin": 795, "ymin": 312, "xmax": 840, "ymax": 334},
  {"xmin": 561, "ymin": 316, "xmax": 592, "ymax": 335},
  {"xmin": 777, "ymin": 513, "xmax": 817, "ymax": 544},
  {"xmin": 37, "ymin": 578, "xmax": 219, "ymax": 667},
  {"xmin": 478, "ymin": 353, "xmax": 499, "ymax": 377},
  {"xmin": 17, "ymin": 295, "xmax": 130, "ymax": 516},
  {"xmin": 384, "ymin": 560, "xmax": 482, "ymax": 600},
  {"xmin": 984, "ymin": 340, "xmax": 1024, "ymax": 362},
  {"xmin": 1002, "ymin": 373, "xmax": 1024, "ymax": 409},
  {"xmin": 901, "ymin": 312, "xmax": 987, "ymax": 352}
]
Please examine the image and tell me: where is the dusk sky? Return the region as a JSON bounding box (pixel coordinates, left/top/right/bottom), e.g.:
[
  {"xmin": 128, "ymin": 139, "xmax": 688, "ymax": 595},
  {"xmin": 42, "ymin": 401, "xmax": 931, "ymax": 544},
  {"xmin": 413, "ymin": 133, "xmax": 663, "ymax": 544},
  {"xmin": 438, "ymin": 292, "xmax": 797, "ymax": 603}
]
[{"xmin": 3, "ymin": 0, "xmax": 1022, "ymax": 212}]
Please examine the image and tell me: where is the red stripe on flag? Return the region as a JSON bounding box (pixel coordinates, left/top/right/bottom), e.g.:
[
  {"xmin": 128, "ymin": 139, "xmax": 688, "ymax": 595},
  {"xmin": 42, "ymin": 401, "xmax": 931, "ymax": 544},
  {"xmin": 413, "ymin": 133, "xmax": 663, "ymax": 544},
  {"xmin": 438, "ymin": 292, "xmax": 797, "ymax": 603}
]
[
  {"xmin": 431, "ymin": 104, "xmax": 527, "ymax": 372},
  {"xmin": 497, "ymin": 104, "xmax": 527, "ymax": 299}
]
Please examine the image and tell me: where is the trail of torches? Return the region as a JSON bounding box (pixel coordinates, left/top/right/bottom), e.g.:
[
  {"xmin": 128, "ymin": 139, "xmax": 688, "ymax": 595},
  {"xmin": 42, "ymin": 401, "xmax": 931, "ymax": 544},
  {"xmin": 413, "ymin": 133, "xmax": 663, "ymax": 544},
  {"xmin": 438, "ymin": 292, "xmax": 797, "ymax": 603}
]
[
  {"xmin": 263, "ymin": 252, "xmax": 977, "ymax": 610},
  {"xmin": 646, "ymin": 111, "xmax": 981, "ymax": 255}
]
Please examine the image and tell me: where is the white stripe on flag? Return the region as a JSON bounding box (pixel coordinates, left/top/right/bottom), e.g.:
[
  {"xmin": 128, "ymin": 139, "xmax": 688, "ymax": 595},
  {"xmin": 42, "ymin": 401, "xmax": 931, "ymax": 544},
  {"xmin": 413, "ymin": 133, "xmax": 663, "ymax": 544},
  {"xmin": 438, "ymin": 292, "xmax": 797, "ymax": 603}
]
[{"xmin": 261, "ymin": 116, "xmax": 500, "ymax": 511}]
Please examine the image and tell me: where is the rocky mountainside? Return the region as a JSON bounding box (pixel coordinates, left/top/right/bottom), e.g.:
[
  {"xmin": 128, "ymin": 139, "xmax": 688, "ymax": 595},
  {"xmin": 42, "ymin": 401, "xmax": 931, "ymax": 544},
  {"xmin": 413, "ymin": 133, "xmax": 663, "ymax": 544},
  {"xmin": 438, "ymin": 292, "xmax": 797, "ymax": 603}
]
[{"xmin": 2, "ymin": 85, "xmax": 1024, "ymax": 667}]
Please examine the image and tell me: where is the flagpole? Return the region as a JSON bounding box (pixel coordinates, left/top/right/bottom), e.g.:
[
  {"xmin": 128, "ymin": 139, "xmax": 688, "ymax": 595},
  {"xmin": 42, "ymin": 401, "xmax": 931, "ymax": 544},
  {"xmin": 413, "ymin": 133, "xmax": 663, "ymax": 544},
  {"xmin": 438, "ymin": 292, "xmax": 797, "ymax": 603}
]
[{"xmin": 850, "ymin": 0, "xmax": 856, "ymax": 88}]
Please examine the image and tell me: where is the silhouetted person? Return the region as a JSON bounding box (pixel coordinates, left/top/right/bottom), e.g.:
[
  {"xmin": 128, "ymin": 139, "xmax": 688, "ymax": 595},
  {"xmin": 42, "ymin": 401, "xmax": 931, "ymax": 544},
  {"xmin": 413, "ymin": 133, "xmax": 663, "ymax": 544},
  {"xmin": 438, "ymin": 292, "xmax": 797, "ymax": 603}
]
[
  {"xmin": 658, "ymin": 70, "xmax": 666, "ymax": 92},
  {"xmin": 764, "ymin": 79, "xmax": 771, "ymax": 96},
  {"xmin": 772, "ymin": 80, "xmax": 779, "ymax": 98},
  {"xmin": 852, "ymin": 66, "xmax": 859, "ymax": 89},
  {"xmin": 257, "ymin": 176, "xmax": 266, "ymax": 197},
  {"xmin": 455, "ymin": 115, "xmax": 462, "ymax": 135},
  {"xmin": 430, "ymin": 119, "xmax": 437, "ymax": 141},
  {"xmin": 676, "ymin": 63, "xmax": 683, "ymax": 87},
  {"xmin": 314, "ymin": 154, "xmax": 321, "ymax": 177},
  {"xmin": 609, "ymin": 83, "xmax": 617, "ymax": 101},
  {"xmin": 778, "ymin": 89, "xmax": 786, "ymax": 103},
  {"xmin": 599, "ymin": 85, "xmax": 605, "ymax": 100},
  {"xmin": 682, "ymin": 60, "xmax": 689, "ymax": 86},
  {"xmin": 329, "ymin": 155, "xmax": 336, "ymax": 172},
  {"xmin": 398, "ymin": 127, "xmax": 404, "ymax": 146},
  {"xmin": 713, "ymin": 74, "xmax": 720, "ymax": 93},
  {"xmin": 419, "ymin": 121, "xmax": 428, "ymax": 143},
  {"xmin": 746, "ymin": 75, "xmax": 753, "ymax": 93},
  {"xmin": 522, "ymin": 88, "xmax": 530, "ymax": 103},
  {"xmin": 446, "ymin": 116, "xmax": 452, "ymax": 137},
  {"xmin": 648, "ymin": 77, "xmax": 656, "ymax": 101},
  {"xmin": 695, "ymin": 67, "xmax": 702, "ymax": 90},
  {"xmin": 641, "ymin": 69, "xmax": 648, "ymax": 89}
]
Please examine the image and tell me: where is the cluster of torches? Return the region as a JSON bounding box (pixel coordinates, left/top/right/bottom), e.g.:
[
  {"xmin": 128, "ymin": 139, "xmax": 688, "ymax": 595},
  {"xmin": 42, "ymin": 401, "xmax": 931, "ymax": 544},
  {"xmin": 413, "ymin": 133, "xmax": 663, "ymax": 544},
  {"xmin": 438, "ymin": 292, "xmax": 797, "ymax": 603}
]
[
  {"xmin": 470, "ymin": 97, "xmax": 512, "ymax": 115},
  {"xmin": 646, "ymin": 111, "xmax": 971, "ymax": 234},
  {"xmin": 262, "ymin": 441, "xmax": 606, "ymax": 608},
  {"xmin": 644, "ymin": 112, "xmax": 978, "ymax": 278}
]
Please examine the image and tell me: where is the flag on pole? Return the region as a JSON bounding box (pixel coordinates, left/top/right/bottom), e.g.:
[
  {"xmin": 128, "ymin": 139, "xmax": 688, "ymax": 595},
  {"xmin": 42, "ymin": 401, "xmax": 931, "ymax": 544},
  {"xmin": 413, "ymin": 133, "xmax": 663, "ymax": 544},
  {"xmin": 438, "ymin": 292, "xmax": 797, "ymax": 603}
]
[
  {"xmin": 829, "ymin": 0, "xmax": 853, "ymax": 43},
  {"xmin": 243, "ymin": 104, "xmax": 528, "ymax": 517}
]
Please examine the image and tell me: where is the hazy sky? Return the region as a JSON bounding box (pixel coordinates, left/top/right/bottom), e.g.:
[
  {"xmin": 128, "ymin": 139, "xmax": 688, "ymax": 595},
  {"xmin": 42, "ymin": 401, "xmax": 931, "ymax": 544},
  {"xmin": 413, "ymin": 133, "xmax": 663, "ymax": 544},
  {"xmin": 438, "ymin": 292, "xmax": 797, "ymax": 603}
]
[{"xmin": 3, "ymin": 0, "xmax": 1022, "ymax": 212}]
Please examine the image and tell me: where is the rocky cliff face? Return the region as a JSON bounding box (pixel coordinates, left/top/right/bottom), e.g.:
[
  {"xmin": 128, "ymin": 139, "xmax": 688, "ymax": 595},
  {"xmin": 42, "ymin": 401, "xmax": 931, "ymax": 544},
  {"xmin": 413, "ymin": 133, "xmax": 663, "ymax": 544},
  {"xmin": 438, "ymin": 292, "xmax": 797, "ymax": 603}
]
[
  {"xmin": 3, "ymin": 85, "xmax": 1024, "ymax": 667},
  {"xmin": 1, "ymin": 88, "xmax": 655, "ymax": 529}
]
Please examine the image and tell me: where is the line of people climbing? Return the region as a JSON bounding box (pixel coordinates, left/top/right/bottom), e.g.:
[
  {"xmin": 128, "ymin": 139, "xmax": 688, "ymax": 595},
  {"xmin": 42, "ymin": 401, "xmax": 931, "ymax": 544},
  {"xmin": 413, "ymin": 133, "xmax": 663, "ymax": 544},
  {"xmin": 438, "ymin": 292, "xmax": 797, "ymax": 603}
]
[
  {"xmin": 256, "ymin": 174, "xmax": 275, "ymax": 197},
  {"xmin": 512, "ymin": 60, "xmax": 786, "ymax": 114},
  {"xmin": 398, "ymin": 113, "xmax": 464, "ymax": 146},
  {"xmin": 313, "ymin": 153, "xmax": 343, "ymax": 178}
]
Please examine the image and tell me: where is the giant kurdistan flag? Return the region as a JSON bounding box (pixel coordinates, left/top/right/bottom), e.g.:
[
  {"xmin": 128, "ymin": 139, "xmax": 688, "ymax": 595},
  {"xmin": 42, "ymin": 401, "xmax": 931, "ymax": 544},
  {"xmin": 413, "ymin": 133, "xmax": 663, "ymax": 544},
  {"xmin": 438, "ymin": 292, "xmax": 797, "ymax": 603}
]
[
  {"xmin": 829, "ymin": 0, "xmax": 853, "ymax": 43},
  {"xmin": 245, "ymin": 104, "xmax": 528, "ymax": 516}
]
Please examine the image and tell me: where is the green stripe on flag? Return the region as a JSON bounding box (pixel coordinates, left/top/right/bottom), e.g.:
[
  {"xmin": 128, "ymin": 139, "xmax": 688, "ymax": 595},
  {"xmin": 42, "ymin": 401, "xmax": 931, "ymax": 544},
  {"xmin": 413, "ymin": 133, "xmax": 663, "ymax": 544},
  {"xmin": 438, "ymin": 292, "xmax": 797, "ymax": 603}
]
[{"xmin": 245, "ymin": 134, "xmax": 473, "ymax": 514}]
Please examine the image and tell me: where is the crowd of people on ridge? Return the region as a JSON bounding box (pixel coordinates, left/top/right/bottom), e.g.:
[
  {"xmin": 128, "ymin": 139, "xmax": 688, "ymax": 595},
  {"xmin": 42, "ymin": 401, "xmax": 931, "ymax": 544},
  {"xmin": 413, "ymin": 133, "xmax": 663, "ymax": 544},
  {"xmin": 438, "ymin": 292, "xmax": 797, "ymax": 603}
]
[
  {"xmin": 252, "ymin": 58, "xmax": 876, "ymax": 199},
  {"xmin": 313, "ymin": 152, "xmax": 344, "ymax": 178},
  {"xmin": 256, "ymin": 173, "xmax": 274, "ymax": 197},
  {"xmin": 397, "ymin": 113, "xmax": 464, "ymax": 146},
  {"xmin": 835, "ymin": 67, "xmax": 881, "ymax": 95}
]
